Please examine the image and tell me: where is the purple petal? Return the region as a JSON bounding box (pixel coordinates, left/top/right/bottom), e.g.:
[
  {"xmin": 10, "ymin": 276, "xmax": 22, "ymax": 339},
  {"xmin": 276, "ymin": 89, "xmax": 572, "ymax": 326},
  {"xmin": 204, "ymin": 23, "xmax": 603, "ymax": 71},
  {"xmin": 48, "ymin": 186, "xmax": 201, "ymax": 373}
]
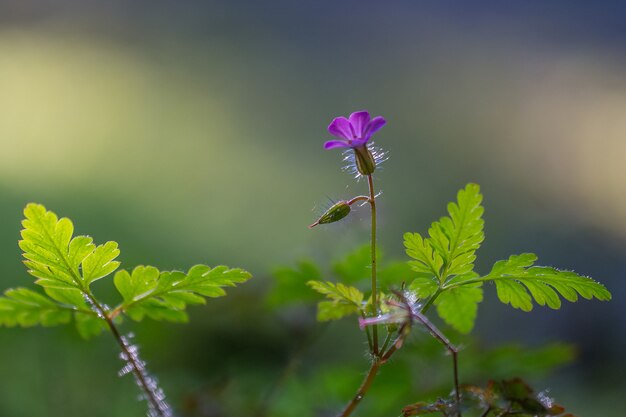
[
  {"xmin": 327, "ymin": 116, "xmax": 352, "ymax": 141},
  {"xmin": 350, "ymin": 138, "xmax": 369, "ymax": 147},
  {"xmin": 348, "ymin": 111, "xmax": 371, "ymax": 138},
  {"xmin": 363, "ymin": 116, "xmax": 386, "ymax": 141},
  {"xmin": 324, "ymin": 140, "xmax": 350, "ymax": 149}
]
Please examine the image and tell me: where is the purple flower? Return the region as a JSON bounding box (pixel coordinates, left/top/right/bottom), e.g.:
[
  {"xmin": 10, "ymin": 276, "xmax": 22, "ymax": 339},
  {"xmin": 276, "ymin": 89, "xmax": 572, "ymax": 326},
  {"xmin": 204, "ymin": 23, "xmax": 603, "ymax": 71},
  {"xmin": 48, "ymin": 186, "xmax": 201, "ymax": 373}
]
[{"xmin": 324, "ymin": 111, "xmax": 386, "ymax": 150}]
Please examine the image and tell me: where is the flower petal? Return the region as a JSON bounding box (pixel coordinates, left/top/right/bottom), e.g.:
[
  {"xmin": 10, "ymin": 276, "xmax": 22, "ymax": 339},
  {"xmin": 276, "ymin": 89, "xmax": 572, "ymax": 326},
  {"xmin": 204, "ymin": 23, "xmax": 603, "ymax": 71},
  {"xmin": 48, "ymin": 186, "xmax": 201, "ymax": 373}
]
[
  {"xmin": 350, "ymin": 138, "xmax": 369, "ymax": 147},
  {"xmin": 348, "ymin": 111, "xmax": 371, "ymax": 138},
  {"xmin": 324, "ymin": 140, "xmax": 350, "ymax": 149},
  {"xmin": 363, "ymin": 116, "xmax": 386, "ymax": 141},
  {"xmin": 327, "ymin": 117, "xmax": 352, "ymax": 140}
]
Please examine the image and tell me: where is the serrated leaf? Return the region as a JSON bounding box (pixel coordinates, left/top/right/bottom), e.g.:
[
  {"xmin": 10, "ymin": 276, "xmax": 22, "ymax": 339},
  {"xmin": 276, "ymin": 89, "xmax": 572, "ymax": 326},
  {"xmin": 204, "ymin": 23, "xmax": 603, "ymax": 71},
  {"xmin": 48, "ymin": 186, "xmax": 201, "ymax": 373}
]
[
  {"xmin": 317, "ymin": 301, "xmax": 360, "ymax": 321},
  {"xmin": 307, "ymin": 281, "xmax": 364, "ymax": 305},
  {"xmin": 435, "ymin": 281, "xmax": 483, "ymax": 333},
  {"xmin": 19, "ymin": 203, "xmax": 119, "ymax": 290},
  {"xmin": 114, "ymin": 266, "xmax": 160, "ymax": 303},
  {"xmin": 307, "ymin": 281, "xmax": 364, "ymax": 322},
  {"xmin": 0, "ymin": 288, "xmax": 72, "ymax": 327},
  {"xmin": 114, "ymin": 264, "xmax": 251, "ymax": 322},
  {"xmin": 404, "ymin": 232, "xmax": 443, "ymax": 278},
  {"xmin": 82, "ymin": 241, "xmax": 121, "ymax": 284},
  {"xmin": 481, "ymin": 254, "xmax": 611, "ymax": 312},
  {"xmin": 428, "ymin": 183, "xmax": 484, "ymax": 277},
  {"xmin": 408, "ymin": 274, "xmax": 439, "ymax": 298}
]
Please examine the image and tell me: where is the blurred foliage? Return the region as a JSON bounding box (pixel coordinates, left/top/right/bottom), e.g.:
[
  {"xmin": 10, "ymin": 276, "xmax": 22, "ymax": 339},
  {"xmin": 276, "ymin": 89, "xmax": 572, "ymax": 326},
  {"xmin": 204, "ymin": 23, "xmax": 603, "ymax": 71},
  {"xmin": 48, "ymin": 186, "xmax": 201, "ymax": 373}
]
[{"xmin": 1, "ymin": 2, "xmax": 625, "ymax": 416}]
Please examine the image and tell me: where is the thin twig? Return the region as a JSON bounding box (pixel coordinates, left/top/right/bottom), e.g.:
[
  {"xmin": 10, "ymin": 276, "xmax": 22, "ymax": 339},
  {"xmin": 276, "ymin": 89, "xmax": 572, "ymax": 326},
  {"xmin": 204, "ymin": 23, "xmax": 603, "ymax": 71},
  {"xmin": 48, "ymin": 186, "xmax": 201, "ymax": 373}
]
[{"xmin": 409, "ymin": 309, "xmax": 461, "ymax": 417}]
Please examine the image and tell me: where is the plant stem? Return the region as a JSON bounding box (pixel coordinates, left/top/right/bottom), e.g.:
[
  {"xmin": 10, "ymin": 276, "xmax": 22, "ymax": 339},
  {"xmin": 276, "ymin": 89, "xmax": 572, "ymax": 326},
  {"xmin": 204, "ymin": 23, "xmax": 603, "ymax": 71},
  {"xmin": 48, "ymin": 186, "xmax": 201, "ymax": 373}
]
[
  {"xmin": 420, "ymin": 289, "xmax": 442, "ymax": 314},
  {"xmin": 338, "ymin": 326, "xmax": 408, "ymax": 417},
  {"xmin": 410, "ymin": 310, "xmax": 461, "ymax": 417},
  {"xmin": 339, "ymin": 289, "xmax": 451, "ymax": 417},
  {"xmin": 338, "ymin": 360, "xmax": 381, "ymax": 417},
  {"xmin": 367, "ymin": 174, "xmax": 379, "ymax": 355},
  {"xmin": 85, "ymin": 292, "xmax": 171, "ymax": 417}
]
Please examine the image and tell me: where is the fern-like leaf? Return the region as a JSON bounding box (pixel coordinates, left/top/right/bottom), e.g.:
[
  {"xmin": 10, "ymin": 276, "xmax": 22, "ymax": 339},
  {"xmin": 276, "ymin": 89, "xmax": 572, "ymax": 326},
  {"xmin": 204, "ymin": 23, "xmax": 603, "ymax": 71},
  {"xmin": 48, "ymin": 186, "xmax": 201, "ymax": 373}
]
[
  {"xmin": 307, "ymin": 280, "xmax": 364, "ymax": 321},
  {"xmin": 404, "ymin": 232, "xmax": 443, "ymax": 279},
  {"xmin": 427, "ymin": 183, "xmax": 484, "ymax": 277},
  {"xmin": 114, "ymin": 265, "xmax": 252, "ymax": 322},
  {"xmin": 435, "ymin": 281, "xmax": 483, "ymax": 334},
  {"xmin": 480, "ymin": 254, "xmax": 611, "ymax": 311},
  {"xmin": 0, "ymin": 287, "xmax": 74, "ymax": 327},
  {"xmin": 404, "ymin": 184, "xmax": 484, "ymax": 282},
  {"xmin": 19, "ymin": 203, "xmax": 120, "ymax": 290}
]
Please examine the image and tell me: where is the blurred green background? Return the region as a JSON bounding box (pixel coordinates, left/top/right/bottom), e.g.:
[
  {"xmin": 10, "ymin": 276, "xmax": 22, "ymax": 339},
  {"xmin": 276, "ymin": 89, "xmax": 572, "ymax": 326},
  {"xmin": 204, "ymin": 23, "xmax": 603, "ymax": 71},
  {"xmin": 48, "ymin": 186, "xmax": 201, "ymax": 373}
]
[{"xmin": 0, "ymin": 1, "xmax": 624, "ymax": 416}]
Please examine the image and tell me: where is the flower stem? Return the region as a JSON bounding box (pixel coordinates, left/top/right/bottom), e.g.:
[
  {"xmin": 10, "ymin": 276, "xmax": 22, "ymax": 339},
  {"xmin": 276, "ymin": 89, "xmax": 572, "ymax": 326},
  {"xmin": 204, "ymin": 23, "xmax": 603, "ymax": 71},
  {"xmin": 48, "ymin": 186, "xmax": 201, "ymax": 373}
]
[{"xmin": 367, "ymin": 174, "xmax": 379, "ymax": 355}]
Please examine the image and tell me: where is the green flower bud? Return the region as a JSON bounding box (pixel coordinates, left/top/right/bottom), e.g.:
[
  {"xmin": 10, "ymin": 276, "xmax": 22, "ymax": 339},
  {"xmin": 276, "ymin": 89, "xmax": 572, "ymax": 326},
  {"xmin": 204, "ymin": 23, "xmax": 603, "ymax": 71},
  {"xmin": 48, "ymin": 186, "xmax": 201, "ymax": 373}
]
[
  {"xmin": 309, "ymin": 201, "xmax": 351, "ymax": 228},
  {"xmin": 353, "ymin": 145, "xmax": 376, "ymax": 176}
]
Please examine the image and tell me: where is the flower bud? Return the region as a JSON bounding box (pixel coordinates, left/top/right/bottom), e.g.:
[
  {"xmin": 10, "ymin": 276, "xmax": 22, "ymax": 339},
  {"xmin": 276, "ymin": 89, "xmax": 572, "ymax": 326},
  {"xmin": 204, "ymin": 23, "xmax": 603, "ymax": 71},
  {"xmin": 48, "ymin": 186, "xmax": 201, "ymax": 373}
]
[
  {"xmin": 309, "ymin": 200, "xmax": 351, "ymax": 228},
  {"xmin": 353, "ymin": 145, "xmax": 376, "ymax": 176}
]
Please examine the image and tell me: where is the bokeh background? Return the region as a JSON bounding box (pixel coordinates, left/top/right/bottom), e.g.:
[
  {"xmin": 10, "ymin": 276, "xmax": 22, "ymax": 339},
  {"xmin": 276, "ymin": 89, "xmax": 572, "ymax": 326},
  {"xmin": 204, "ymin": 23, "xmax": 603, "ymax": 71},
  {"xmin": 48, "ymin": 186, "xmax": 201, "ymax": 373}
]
[{"xmin": 0, "ymin": 1, "xmax": 624, "ymax": 416}]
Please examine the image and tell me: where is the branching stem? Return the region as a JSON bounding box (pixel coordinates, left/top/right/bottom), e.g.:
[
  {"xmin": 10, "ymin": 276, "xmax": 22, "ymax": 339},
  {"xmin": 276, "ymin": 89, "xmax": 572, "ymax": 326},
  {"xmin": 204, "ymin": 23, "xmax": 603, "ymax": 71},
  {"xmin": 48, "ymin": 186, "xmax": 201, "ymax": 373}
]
[
  {"xmin": 409, "ymin": 309, "xmax": 461, "ymax": 417},
  {"xmin": 339, "ymin": 290, "xmax": 454, "ymax": 417}
]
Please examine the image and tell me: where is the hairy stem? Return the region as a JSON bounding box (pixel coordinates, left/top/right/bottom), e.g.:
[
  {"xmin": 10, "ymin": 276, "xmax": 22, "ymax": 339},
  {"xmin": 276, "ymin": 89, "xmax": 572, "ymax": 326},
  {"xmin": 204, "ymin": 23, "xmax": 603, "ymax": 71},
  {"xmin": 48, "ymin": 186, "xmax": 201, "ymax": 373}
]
[
  {"xmin": 338, "ymin": 360, "xmax": 382, "ymax": 417},
  {"xmin": 337, "ymin": 175, "xmax": 381, "ymax": 417},
  {"xmin": 85, "ymin": 293, "xmax": 171, "ymax": 417},
  {"xmin": 347, "ymin": 195, "xmax": 370, "ymax": 206},
  {"xmin": 367, "ymin": 174, "xmax": 379, "ymax": 355}
]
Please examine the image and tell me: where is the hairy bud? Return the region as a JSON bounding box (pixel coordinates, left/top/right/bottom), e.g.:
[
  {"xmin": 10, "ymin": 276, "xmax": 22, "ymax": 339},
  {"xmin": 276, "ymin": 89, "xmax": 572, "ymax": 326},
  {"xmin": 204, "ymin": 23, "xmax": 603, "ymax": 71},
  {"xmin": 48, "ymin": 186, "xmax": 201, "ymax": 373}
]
[
  {"xmin": 309, "ymin": 201, "xmax": 351, "ymax": 228},
  {"xmin": 353, "ymin": 146, "xmax": 376, "ymax": 176}
]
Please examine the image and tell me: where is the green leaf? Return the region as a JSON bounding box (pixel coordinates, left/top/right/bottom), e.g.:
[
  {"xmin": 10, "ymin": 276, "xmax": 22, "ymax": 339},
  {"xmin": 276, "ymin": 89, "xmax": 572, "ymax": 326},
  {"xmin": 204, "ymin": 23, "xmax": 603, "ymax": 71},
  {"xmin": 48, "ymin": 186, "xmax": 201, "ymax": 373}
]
[
  {"xmin": 267, "ymin": 260, "xmax": 322, "ymax": 308},
  {"xmin": 74, "ymin": 313, "xmax": 107, "ymax": 339},
  {"xmin": 307, "ymin": 280, "xmax": 364, "ymax": 322},
  {"xmin": 482, "ymin": 254, "xmax": 611, "ymax": 311},
  {"xmin": 435, "ymin": 280, "xmax": 483, "ymax": 333},
  {"xmin": 404, "ymin": 232, "xmax": 443, "ymax": 278},
  {"xmin": 317, "ymin": 301, "xmax": 360, "ymax": 321},
  {"xmin": 0, "ymin": 288, "xmax": 72, "ymax": 327},
  {"xmin": 427, "ymin": 183, "xmax": 484, "ymax": 277},
  {"xmin": 19, "ymin": 203, "xmax": 120, "ymax": 290},
  {"xmin": 114, "ymin": 264, "xmax": 252, "ymax": 322},
  {"xmin": 408, "ymin": 274, "xmax": 439, "ymax": 299},
  {"xmin": 404, "ymin": 184, "xmax": 484, "ymax": 282},
  {"xmin": 82, "ymin": 241, "xmax": 121, "ymax": 284}
]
